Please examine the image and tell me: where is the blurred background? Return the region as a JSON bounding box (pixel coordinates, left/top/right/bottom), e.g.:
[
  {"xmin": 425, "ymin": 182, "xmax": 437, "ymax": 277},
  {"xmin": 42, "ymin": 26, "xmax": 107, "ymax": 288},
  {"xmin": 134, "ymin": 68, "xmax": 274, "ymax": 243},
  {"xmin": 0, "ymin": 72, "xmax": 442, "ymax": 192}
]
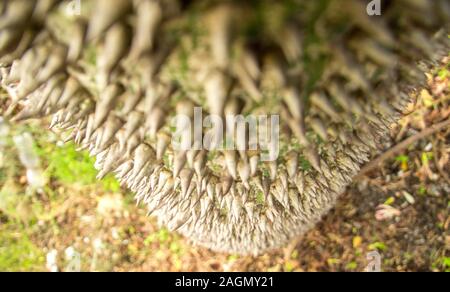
[{"xmin": 0, "ymin": 57, "xmax": 449, "ymax": 272}]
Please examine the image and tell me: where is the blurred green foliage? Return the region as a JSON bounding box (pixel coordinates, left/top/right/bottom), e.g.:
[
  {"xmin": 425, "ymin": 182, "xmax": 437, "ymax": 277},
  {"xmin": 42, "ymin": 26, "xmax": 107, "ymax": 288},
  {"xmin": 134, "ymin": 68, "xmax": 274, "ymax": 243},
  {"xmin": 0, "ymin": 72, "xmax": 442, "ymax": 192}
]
[
  {"xmin": 40, "ymin": 142, "xmax": 120, "ymax": 192},
  {"xmin": 0, "ymin": 225, "xmax": 45, "ymax": 272}
]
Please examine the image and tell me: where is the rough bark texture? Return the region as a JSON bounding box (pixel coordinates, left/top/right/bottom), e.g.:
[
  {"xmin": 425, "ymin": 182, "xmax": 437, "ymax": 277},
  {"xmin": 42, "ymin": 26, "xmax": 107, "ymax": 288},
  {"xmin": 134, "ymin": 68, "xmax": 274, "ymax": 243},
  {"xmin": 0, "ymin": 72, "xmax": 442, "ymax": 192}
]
[{"xmin": 0, "ymin": 0, "xmax": 449, "ymax": 254}]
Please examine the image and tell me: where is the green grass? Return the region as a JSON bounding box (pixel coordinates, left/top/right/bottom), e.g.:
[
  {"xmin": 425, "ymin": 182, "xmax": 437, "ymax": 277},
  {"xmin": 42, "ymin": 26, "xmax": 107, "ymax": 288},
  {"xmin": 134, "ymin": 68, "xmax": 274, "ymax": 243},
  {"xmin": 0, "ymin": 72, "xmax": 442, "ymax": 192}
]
[
  {"xmin": 432, "ymin": 256, "xmax": 450, "ymax": 272},
  {"xmin": 43, "ymin": 143, "xmax": 98, "ymax": 185},
  {"xmin": 395, "ymin": 155, "xmax": 409, "ymax": 164},
  {"xmin": 0, "ymin": 124, "xmax": 123, "ymax": 271},
  {"xmin": 0, "ymin": 225, "xmax": 45, "ymax": 272},
  {"xmin": 39, "ymin": 141, "xmax": 120, "ymax": 192},
  {"xmin": 442, "ymin": 257, "xmax": 450, "ymax": 272},
  {"xmin": 368, "ymin": 242, "xmax": 387, "ymax": 252},
  {"xmin": 345, "ymin": 261, "xmax": 358, "ymax": 271},
  {"xmin": 1, "ymin": 123, "xmax": 120, "ymax": 192}
]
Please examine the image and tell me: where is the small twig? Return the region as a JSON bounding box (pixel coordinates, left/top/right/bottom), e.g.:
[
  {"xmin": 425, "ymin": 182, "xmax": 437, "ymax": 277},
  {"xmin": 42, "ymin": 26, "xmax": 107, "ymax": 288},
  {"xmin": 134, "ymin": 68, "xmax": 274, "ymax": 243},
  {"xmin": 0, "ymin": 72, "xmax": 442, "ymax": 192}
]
[{"xmin": 355, "ymin": 118, "xmax": 450, "ymax": 179}]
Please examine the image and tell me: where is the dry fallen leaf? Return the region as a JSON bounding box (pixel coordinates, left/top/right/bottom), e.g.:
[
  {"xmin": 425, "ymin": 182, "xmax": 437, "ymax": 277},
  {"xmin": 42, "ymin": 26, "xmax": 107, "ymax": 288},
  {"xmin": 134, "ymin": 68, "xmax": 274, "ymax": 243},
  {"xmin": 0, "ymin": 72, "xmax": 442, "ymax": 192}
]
[
  {"xmin": 352, "ymin": 236, "xmax": 362, "ymax": 248},
  {"xmin": 375, "ymin": 204, "xmax": 401, "ymax": 221}
]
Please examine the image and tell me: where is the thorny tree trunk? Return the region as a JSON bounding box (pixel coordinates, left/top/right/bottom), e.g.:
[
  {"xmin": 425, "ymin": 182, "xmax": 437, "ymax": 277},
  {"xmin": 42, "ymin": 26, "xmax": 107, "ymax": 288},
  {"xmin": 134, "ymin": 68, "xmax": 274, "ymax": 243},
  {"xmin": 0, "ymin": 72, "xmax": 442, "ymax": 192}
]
[{"xmin": 0, "ymin": 0, "xmax": 449, "ymax": 254}]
